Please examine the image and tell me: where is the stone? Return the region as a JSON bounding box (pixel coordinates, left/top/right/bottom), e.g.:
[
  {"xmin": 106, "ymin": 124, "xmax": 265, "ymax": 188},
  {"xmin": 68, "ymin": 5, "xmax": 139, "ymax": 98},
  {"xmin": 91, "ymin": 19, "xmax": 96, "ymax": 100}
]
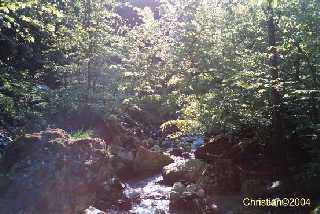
[
  {"xmin": 155, "ymin": 209, "xmax": 166, "ymax": 214},
  {"xmin": 134, "ymin": 146, "xmax": 173, "ymax": 173},
  {"xmin": 109, "ymin": 145, "xmax": 135, "ymax": 163},
  {"xmin": 240, "ymin": 179, "xmax": 267, "ymax": 197},
  {"xmin": 169, "ymin": 191, "xmax": 204, "ymax": 213},
  {"xmin": 182, "ymin": 152, "xmax": 191, "ymax": 158},
  {"xmin": 201, "ymin": 159, "xmax": 241, "ymax": 193},
  {"xmin": 150, "ymin": 144, "xmax": 162, "ymax": 152},
  {"xmin": 170, "ymin": 147, "xmax": 183, "ymax": 156},
  {"xmin": 124, "ymin": 187, "xmax": 140, "ymax": 200},
  {"xmin": 185, "ymin": 184, "xmax": 206, "ymax": 198},
  {"xmin": 170, "ymin": 182, "xmax": 186, "ymax": 200},
  {"xmin": 195, "ymin": 134, "xmax": 234, "ymax": 162},
  {"xmin": 196, "ymin": 188, "xmax": 205, "ymax": 198},
  {"xmin": 2, "ymin": 129, "xmax": 116, "ymax": 214},
  {"xmin": 83, "ymin": 206, "xmax": 106, "ymax": 214},
  {"xmin": 162, "ymin": 159, "xmax": 207, "ymax": 185}
]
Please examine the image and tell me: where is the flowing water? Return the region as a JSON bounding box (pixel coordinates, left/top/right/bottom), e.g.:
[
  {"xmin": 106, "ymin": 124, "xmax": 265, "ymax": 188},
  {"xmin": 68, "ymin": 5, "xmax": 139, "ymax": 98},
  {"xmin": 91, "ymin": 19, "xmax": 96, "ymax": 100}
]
[
  {"xmin": 106, "ymin": 136, "xmax": 240, "ymax": 214},
  {"xmin": 125, "ymin": 174, "xmax": 171, "ymax": 214},
  {"xmin": 114, "ymin": 136, "xmax": 205, "ymax": 214}
]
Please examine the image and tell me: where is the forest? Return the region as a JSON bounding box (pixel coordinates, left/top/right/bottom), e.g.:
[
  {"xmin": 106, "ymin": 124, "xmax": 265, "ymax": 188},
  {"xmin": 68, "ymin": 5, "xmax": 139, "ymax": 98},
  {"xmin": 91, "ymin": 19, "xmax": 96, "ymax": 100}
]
[{"xmin": 0, "ymin": 0, "xmax": 319, "ymax": 213}]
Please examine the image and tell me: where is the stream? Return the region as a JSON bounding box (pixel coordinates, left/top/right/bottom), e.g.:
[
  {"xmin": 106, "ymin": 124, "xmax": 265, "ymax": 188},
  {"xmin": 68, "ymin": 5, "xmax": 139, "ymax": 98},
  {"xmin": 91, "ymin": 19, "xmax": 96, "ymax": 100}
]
[
  {"xmin": 103, "ymin": 136, "xmax": 240, "ymax": 214},
  {"xmin": 125, "ymin": 174, "xmax": 171, "ymax": 214}
]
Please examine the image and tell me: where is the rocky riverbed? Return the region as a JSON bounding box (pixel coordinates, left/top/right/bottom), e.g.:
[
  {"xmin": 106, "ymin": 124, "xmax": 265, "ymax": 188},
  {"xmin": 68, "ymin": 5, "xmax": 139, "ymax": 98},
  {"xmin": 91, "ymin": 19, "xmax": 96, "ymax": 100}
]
[{"xmin": 0, "ymin": 118, "xmax": 314, "ymax": 214}]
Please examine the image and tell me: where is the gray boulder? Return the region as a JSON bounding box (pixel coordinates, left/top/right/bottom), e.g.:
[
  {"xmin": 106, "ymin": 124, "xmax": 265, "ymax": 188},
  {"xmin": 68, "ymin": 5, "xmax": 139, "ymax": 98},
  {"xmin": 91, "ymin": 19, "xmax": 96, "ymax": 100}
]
[
  {"xmin": 162, "ymin": 159, "xmax": 207, "ymax": 185},
  {"xmin": 134, "ymin": 146, "xmax": 173, "ymax": 173}
]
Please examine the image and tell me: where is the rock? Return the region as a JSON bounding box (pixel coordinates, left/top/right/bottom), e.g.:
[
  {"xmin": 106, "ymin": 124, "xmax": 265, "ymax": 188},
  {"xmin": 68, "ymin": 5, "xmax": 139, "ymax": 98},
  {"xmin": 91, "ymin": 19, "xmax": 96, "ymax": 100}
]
[
  {"xmin": 124, "ymin": 187, "xmax": 140, "ymax": 200},
  {"xmin": 162, "ymin": 159, "xmax": 207, "ymax": 185},
  {"xmin": 155, "ymin": 209, "xmax": 166, "ymax": 214},
  {"xmin": 224, "ymin": 138, "xmax": 264, "ymax": 167},
  {"xmin": 312, "ymin": 206, "xmax": 320, "ymax": 214},
  {"xmin": 182, "ymin": 152, "xmax": 191, "ymax": 158},
  {"xmin": 150, "ymin": 144, "xmax": 162, "ymax": 152},
  {"xmin": 134, "ymin": 146, "xmax": 173, "ymax": 173},
  {"xmin": 240, "ymin": 179, "xmax": 268, "ymax": 197},
  {"xmin": 241, "ymin": 179, "xmax": 284, "ymax": 198},
  {"xmin": 160, "ymin": 122, "xmax": 180, "ymax": 136},
  {"xmin": 196, "ymin": 188, "xmax": 206, "ymax": 198},
  {"xmin": 171, "ymin": 182, "xmax": 206, "ymax": 202},
  {"xmin": 170, "ymin": 147, "xmax": 183, "ymax": 156},
  {"xmin": 195, "ymin": 134, "xmax": 234, "ymax": 162},
  {"xmin": 185, "ymin": 184, "xmax": 206, "ymax": 198},
  {"xmin": 83, "ymin": 206, "xmax": 106, "ymax": 214},
  {"xmin": 2, "ymin": 128, "xmax": 116, "ymax": 214},
  {"xmin": 110, "ymin": 177, "xmax": 126, "ymax": 192},
  {"xmin": 0, "ymin": 173, "xmax": 10, "ymax": 192},
  {"xmin": 170, "ymin": 182, "xmax": 186, "ymax": 200},
  {"xmin": 201, "ymin": 158, "xmax": 241, "ymax": 193},
  {"xmin": 169, "ymin": 191, "xmax": 204, "ymax": 213},
  {"xmin": 108, "ymin": 144, "xmax": 137, "ymax": 177},
  {"xmin": 109, "ymin": 145, "xmax": 135, "ymax": 163},
  {"xmin": 160, "ymin": 139, "xmax": 175, "ymax": 149}
]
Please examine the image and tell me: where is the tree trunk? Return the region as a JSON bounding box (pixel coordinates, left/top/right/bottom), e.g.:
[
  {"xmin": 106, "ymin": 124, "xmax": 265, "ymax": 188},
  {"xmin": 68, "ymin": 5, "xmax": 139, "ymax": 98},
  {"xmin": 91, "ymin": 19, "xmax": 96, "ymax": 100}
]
[
  {"xmin": 85, "ymin": 0, "xmax": 93, "ymax": 105},
  {"xmin": 266, "ymin": 1, "xmax": 284, "ymax": 162}
]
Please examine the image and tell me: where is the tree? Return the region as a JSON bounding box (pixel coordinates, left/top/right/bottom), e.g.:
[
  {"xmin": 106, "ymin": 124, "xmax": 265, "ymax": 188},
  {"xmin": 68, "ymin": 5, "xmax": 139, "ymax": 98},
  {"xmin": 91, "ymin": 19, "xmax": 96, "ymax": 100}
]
[{"xmin": 266, "ymin": 0, "xmax": 284, "ymax": 160}]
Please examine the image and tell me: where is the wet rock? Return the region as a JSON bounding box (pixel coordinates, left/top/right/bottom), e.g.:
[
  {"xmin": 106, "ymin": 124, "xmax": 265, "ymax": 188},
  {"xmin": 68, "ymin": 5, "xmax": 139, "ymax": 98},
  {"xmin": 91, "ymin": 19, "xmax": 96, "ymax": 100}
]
[
  {"xmin": 155, "ymin": 209, "xmax": 166, "ymax": 214},
  {"xmin": 160, "ymin": 139, "xmax": 175, "ymax": 148},
  {"xmin": 124, "ymin": 187, "xmax": 140, "ymax": 200},
  {"xmin": 2, "ymin": 128, "xmax": 115, "ymax": 214},
  {"xmin": 116, "ymin": 198, "xmax": 132, "ymax": 210},
  {"xmin": 169, "ymin": 191, "xmax": 205, "ymax": 214},
  {"xmin": 150, "ymin": 144, "xmax": 162, "ymax": 152},
  {"xmin": 182, "ymin": 152, "xmax": 191, "ymax": 158},
  {"xmin": 170, "ymin": 147, "xmax": 183, "ymax": 156},
  {"xmin": 111, "ymin": 177, "xmax": 126, "ymax": 192},
  {"xmin": 83, "ymin": 206, "xmax": 106, "ymax": 214},
  {"xmin": 170, "ymin": 182, "xmax": 186, "ymax": 200},
  {"xmin": 162, "ymin": 159, "xmax": 207, "ymax": 185},
  {"xmin": 185, "ymin": 184, "xmax": 206, "ymax": 198},
  {"xmin": 134, "ymin": 146, "xmax": 173, "ymax": 173},
  {"xmin": 170, "ymin": 182, "xmax": 206, "ymax": 202}
]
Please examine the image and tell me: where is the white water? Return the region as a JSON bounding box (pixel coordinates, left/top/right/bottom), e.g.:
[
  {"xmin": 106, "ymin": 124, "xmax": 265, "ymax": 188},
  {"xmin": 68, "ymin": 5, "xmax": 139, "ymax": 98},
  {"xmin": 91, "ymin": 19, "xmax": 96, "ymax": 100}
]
[
  {"xmin": 121, "ymin": 136, "xmax": 205, "ymax": 214},
  {"xmin": 125, "ymin": 174, "xmax": 171, "ymax": 214}
]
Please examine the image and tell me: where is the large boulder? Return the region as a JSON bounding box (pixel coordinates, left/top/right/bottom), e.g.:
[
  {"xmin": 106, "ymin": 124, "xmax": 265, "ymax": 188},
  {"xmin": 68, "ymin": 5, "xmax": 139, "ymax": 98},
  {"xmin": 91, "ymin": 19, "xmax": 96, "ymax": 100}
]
[
  {"xmin": 170, "ymin": 182, "xmax": 205, "ymax": 201},
  {"xmin": 200, "ymin": 158, "xmax": 241, "ymax": 194},
  {"xmin": 162, "ymin": 159, "xmax": 207, "ymax": 185},
  {"xmin": 170, "ymin": 182, "xmax": 186, "ymax": 200},
  {"xmin": 1, "ymin": 128, "xmax": 117, "ymax": 214},
  {"xmin": 134, "ymin": 146, "xmax": 173, "ymax": 173},
  {"xmin": 169, "ymin": 185, "xmax": 213, "ymax": 214},
  {"xmin": 195, "ymin": 134, "xmax": 235, "ymax": 162}
]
